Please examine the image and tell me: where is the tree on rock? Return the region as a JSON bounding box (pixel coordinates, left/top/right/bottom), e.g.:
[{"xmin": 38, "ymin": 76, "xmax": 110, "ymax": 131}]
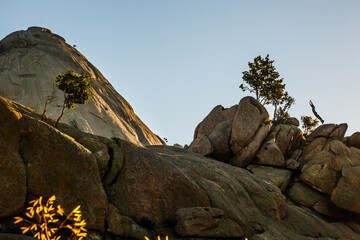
[
  {"xmin": 240, "ymin": 54, "xmax": 294, "ymax": 122},
  {"xmin": 54, "ymin": 69, "xmax": 93, "ymax": 127},
  {"xmin": 301, "ymin": 115, "xmax": 319, "ymax": 137},
  {"xmin": 273, "ymin": 93, "xmax": 295, "ymax": 124}
]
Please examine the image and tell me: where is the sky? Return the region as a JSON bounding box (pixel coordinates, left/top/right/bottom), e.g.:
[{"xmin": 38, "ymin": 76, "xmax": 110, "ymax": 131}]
[{"xmin": 1, "ymin": 1, "xmax": 360, "ymax": 145}]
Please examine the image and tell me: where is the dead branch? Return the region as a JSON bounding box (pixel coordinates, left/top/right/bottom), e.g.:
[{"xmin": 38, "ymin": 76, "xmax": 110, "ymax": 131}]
[
  {"xmin": 309, "ymin": 100, "xmax": 324, "ymax": 124},
  {"xmin": 41, "ymin": 95, "xmax": 57, "ymax": 121}
]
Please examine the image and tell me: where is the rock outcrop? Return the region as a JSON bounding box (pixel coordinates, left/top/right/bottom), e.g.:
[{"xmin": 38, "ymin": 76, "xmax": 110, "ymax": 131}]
[
  {"xmin": 175, "ymin": 207, "xmax": 243, "ymax": 237},
  {"xmin": 0, "ymin": 27, "xmax": 162, "ymax": 146},
  {"xmin": 0, "ymin": 97, "xmax": 108, "ymax": 231},
  {"xmin": 2, "ymin": 28, "xmax": 360, "ymax": 239},
  {"xmin": 2, "ymin": 95, "xmax": 360, "ymax": 240},
  {"xmin": 187, "ymin": 96, "xmax": 360, "ymax": 238}
]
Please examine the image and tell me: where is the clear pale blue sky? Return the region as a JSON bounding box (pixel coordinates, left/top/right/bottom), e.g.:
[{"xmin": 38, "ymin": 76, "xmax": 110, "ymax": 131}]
[{"xmin": 2, "ymin": 1, "xmax": 360, "ymax": 145}]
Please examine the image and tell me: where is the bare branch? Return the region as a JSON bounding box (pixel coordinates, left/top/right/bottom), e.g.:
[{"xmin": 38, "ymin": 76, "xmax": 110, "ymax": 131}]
[
  {"xmin": 41, "ymin": 95, "xmax": 57, "ymax": 121},
  {"xmin": 309, "ymin": 100, "xmax": 324, "ymax": 124}
]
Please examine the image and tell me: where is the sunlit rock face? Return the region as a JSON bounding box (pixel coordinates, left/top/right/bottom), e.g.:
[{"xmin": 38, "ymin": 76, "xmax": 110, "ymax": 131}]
[{"xmin": 0, "ymin": 26, "xmax": 162, "ymax": 146}]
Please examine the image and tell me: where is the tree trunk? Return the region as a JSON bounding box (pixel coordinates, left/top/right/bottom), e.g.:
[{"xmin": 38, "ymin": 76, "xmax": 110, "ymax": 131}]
[
  {"xmin": 55, "ymin": 98, "xmax": 67, "ymax": 128},
  {"xmin": 273, "ymin": 104, "xmax": 278, "ymax": 122},
  {"xmin": 41, "ymin": 101, "xmax": 48, "ymax": 121}
]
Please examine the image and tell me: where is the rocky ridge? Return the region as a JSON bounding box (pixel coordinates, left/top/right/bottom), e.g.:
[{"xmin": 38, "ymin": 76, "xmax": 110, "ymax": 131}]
[
  {"xmin": 0, "ymin": 27, "xmax": 162, "ymax": 146},
  {"xmin": 2, "ymin": 26, "xmax": 360, "ymax": 240},
  {"xmin": 2, "ymin": 95, "xmax": 360, "ymax": 240}
]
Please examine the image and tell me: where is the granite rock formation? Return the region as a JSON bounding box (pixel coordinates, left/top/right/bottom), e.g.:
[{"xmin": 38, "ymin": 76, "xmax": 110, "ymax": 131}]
[
  {"xmin": 2, "ymin": 27, "xmax": 360, "ymax": 240},
  {"xmin": 0, "ymin": 27, "xmax": 162, "ymax": 146},
  {"xmin": 2, "ymin": 95, "xmax": 360, "ymax": 239}
]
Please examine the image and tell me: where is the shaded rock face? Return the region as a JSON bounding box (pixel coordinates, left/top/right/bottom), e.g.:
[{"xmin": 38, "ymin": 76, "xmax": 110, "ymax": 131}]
[
  {"xmin": 288, "ymin": 181, "xmax": 344, "ymax": 219},
  {"xmin": 107, "ymin": 203, "xmax": 149, "ymax": 239},
  {"xmin": 1, "ymin": 97, "xmax": 360, "ymax": 239},
  {"xmin": 188, "ymin": 96, "xmax": 304, "ymax": 168},
  {"xmin": 187, "ymin": 96, "xmax": 360, "ymax": 235},
  {"xmin": 290, "ymin": 123, "xmax": 360, "ymax": 218},
  {"xmin": 175, "ymin": 207, "xmax": 243, "ymax": 237},
  {"xmin": 230, "ymin": 96, "xmax": 270, "ymax": 153},
  {"xmin": 0, "ymin": 97, "xmax": 107, "ymax": 231},
  {"xmin": 187, "ymin": 133, "xmax": 213, "ymax": 156},
  {"xmin": 347, "ymin": 131, "xmax": 360, "ymax": 149},
  {"xmin": 189, "ymin": 105, "xmax": 237, "ymax": 162},
  {"xmin": 0, "ymin": 27, "xmax": 162, "ymax": 146},
  {"xmin": 247, "ymin": 165, "xmax": 292, "ymax": 192},
  {"xmin": 255, "ymin": 124, "xmax": 305, "ymax": 167}
]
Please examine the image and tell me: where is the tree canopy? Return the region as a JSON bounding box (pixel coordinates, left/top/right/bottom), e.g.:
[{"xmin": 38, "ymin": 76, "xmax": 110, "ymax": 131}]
[
  {"xmin": 54, "ymin": 69, "xmax": 94, "ymax": 127},
  {"xmin": 301, "ymin": 115, "xmax": 319, "ymax": 137},
  {"xmin": 240, "ymin": 54, "xmax": 294, "ymax": 122}
]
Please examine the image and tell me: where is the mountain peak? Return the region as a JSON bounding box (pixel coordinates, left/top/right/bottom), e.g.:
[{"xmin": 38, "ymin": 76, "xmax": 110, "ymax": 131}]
[{"xmin": 0, "ymin": 27, "xmax": 163, "ymax": 146}]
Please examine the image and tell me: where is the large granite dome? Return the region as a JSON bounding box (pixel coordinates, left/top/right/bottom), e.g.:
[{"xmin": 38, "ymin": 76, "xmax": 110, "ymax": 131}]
[{"xmin": 0, "ymin": 27, "xmax": 162, "ymax": 146}]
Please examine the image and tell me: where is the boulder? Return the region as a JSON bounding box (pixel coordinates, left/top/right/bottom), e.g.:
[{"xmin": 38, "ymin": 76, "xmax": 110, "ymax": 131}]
[
  {"xmin": 289, "ymin": 182, "xmax": 344, "ymax": 219},
  {"xmin": 307, "ymin": 124, "xmax": 347, "ymax": 142},
  {"xmin": 300, "ymin": 149, "xmax": 341, "ymax": 194},
  {"xmin": 188, "ymin": 133, "xmax": 213, "ymax": 156},
  {"xmin": 255, "ymin": 124, "xmax": 304, "ymax": 168},
  {"xmin": 331, "ymin": 166, "xmax": 360, "ymax": 214},
  {"xmin": 247, "ymin": 165, "xmax": 292, "ymax": 192},
  {"xmin": 230, "ymin": 96, "xmax": 269, "ymax": 154},
  {"xmin": 105, "ymin": 141, "xmax": 289, "ymax": 233},
  {"xmin": 299, "ymin": 137, "xmax": 328, "ymax": 165},
  {"xmin": 175, "ymin": 207, "xmax": 244, "ymax": 237},
  {"xmin": 193, "ymin": 105, "xmax": 237, "ymax": 140},
  {"xmin": 193, "ymin": 105, "xmax": 223, "ymax": 140},
  {"xmin": 285, "ymin": 117, "xmax": 300, "ymax": 126},
  {"xmin": 299, "ymin": 124, "xmax": 348, "ymax": 166},
  {"xmin": 208, "ymin": 120, "xmax": 232, "ymax": 162},
  {"xmin": 289, "ymin": 182, "xmax": 323, "ymax": 208},
  {"xmin": 285, "ymin": 149, "xmax": 302, "ymax": 170},
  {"xmin": 230, "ymin": 122, "xmax": 272, "ymax": 167},
  {"xmin": 347, "ymin": 132, "xmax": 360, "ymax": 149},
  {"xmin": 298, "ymin": 137, "xmax": 360, "ymax": 216},
  {"xmin": 107, "ymin": 203, "xmax": 149, "ymax": 239},
  {"xmin": 255, "ymin": 140, "xmax": 285, "ymax": 167},
  {"xmin": 73, "ymin": 116, "xmax": 94, "ymax": 134},
  {"xmin": 280, "ymin": 205, "xmax": 353, "ymax": 239}
]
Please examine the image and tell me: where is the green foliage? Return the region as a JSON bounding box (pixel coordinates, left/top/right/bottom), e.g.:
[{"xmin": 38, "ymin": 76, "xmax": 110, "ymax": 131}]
[
  {"xmin": 274, "ymin": 93, "xmax": 295, "ymax": 124},
  {"xmin": 301, "ymin": 115, "xmax": 319, "ymax": 137},
  {"xmin": 240, "ymin": 54, "xmax": 294, "ymax": 122},
  {"xmin": 54, "ymin": 70, "xmax": 93, "ymax": 127},
  {"xmin": 54, "ymin": 70, "xmax": 93, "ymax": 109}
]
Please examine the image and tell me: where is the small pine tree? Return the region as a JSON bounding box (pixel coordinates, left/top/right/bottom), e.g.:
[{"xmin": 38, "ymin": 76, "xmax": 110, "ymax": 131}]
[
  {"xmin": 240, "ymin": 54, "xmax": 294, "ymax": 122},
  {"xmin": 301, "ymin": 115, "xmax": 319, "ymax": 137},
  {"xmin": 54, "ymin": 70, "xmax": 94, "ymax": 127}
]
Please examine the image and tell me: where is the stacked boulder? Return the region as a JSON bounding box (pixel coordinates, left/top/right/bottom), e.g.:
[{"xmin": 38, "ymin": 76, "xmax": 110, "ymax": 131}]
[
  {"xmin": 290, "ymin": 123, "xmax": 360, "ymax": 219},
  {"xmin": 189, "ymin": 96, "xmax": 360, "ymax": 223},
  {"xmin": 189, "ymin": 96, "xmax": 304, "ymax": 168}
]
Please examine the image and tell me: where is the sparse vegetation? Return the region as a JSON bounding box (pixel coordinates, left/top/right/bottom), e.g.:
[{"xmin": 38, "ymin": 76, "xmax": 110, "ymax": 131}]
[
  {"xmin": 240, "ymin": 54, "xmax": 294, "ymax": 122},
  {"xmin": 54, "ymin": 70, "xmax": 93, "ymax": 127},
  {"xmin": 14, "ymin": 195, "xmax": 87, "ymax": 240},
  {"xmin": 41, "ymin": 95, "xmax": 57, "ymax": 121},
  {"xmin": 301, "ymin": 115, "xmax": 319, "ymax": 137}
]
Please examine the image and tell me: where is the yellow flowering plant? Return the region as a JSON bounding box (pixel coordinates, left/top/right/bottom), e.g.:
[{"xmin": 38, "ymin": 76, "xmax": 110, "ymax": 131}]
[
  {"xmin": 145, "ymin": 236, "xmax": 168, "ymax": 240},
  {"xmin": 14, "ymin": 195, "xmax": 87, "ymax": 240}
]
